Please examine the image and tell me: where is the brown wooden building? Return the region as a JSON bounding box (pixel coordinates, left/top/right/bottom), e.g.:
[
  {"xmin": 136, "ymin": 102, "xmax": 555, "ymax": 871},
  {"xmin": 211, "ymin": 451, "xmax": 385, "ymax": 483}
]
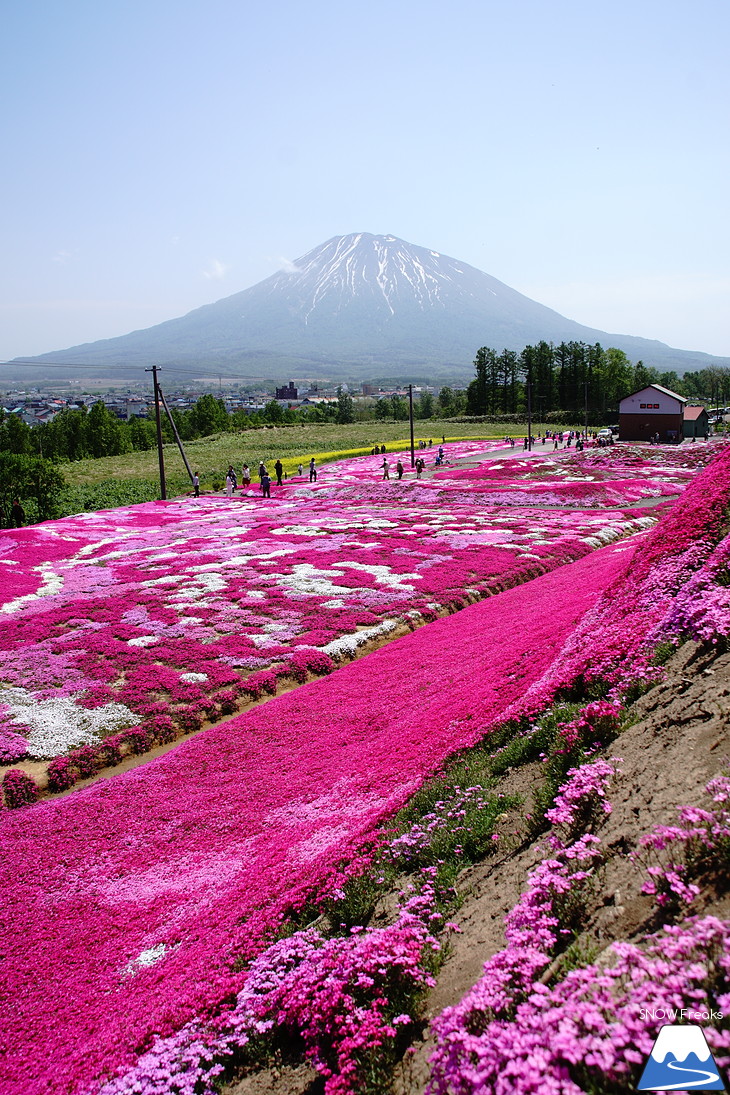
[{"xmin": 618, "ymin": 384, "xmax": 686, "ymax": 442}]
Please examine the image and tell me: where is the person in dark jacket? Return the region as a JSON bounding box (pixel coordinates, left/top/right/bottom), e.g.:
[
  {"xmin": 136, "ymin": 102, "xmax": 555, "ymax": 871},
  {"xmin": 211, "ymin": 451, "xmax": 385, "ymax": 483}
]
[{"xmin": 11, "ymin": 498, "xmax": 25, "ymax": 527}]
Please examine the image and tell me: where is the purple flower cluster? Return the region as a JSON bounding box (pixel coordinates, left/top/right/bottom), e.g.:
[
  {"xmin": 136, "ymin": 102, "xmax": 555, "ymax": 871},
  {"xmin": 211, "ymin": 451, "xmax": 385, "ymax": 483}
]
[
  {"xmin": 428, "ymin": 916, "xmax": 730, "ymax": 1095},
  {"xmin": 545, "ymin": 757, "xmax": 621, "ymax": 842},
  {"xmin": 638, "ymin": 774, "xmax": 730, "ymax": 909},
  {"xmin": 428, "ymin": 763, "xmax": 730, "ymax": 1094}
]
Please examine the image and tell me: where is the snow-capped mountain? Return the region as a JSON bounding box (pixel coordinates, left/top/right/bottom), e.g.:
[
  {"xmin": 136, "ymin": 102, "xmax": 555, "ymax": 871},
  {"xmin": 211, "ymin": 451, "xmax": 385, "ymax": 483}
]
[{"xmin": 16, "ymin": 233, "xmax": 725, "ymax": 382}]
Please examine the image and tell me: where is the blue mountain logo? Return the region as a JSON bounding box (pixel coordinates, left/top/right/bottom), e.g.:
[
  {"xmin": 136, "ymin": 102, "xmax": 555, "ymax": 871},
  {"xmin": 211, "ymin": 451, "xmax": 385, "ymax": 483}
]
[{"xmin": 638, "ymin": 1025, "xmax": 724, "ymax": 1090}]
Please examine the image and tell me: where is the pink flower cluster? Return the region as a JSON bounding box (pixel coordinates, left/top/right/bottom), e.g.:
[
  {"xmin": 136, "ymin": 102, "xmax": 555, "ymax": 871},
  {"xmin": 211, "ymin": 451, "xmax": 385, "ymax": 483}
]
[
  {"xmin": 505, "ymin": 443, "xmax": 730, "ymax": 714},
  {"xmin": 100, "ymin": 874, "xmax": 444, "ymax": 1095},
  {"xmin": 556, "ymin": 699, "xmax": 623, "ymax": 751},
  {"xmin": 545, "ymin": 757, "xmax": 621, "ymax": 838},
  {"xmin": 428, "ymin": 916, "xmax": 730, "ymax": 1095},
  {"xmin": 428, "ymin": 761, "xmax": 730, "ymax": 1095},
  {"xmin": 638, "ymin": 774, "xmax": 730, "ymax": 909}
]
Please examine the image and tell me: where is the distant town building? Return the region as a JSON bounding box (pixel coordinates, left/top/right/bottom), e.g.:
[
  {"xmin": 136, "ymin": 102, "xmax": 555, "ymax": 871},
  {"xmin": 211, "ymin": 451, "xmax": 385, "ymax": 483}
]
[
  {"xmin": 275, "ymin": 381, "xmax": 298, "ymax": 400},
  {"xmin": 361, "ymin": 383, "xmax": 375, "ymax": 396}
]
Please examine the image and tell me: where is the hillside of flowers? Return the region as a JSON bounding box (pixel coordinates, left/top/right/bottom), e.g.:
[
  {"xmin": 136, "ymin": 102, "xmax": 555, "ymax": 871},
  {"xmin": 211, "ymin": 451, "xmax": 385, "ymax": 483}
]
[
  {"xmin": 0, "ymin": 439, "xmax": 664, "ymax": 776},
  {"xmin": 0, "ymin": 542, "xmax": 640, "ymax": 1095},
  {"xmin": 1, "ymin": 440, "xmax": 729, "ymax": 1095}
]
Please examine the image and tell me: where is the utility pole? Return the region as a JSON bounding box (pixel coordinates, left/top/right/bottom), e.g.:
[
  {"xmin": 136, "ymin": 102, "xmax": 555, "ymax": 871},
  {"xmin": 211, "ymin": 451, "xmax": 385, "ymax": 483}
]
[
  {"xmin": 408, "ymin": 384, "xmax": 415, "ymax": 467},
  {"xmin": 145, "ymin": 365, "xmax": 166, "ymax": 500},
  {"xmin": 526, "ymin": 373, "xmax": 533, "ymax": 451}
]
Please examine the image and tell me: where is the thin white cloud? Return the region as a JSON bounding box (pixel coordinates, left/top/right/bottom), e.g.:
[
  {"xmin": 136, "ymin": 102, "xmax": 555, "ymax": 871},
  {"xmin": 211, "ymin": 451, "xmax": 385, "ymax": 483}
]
[{"xmin": 202, "ymin": 259, "xmax": 230, "ymax": 281}]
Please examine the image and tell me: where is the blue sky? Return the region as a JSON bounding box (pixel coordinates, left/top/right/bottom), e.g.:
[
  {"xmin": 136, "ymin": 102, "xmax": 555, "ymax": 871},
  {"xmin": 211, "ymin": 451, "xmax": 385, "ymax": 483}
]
[{"xmin": 1, "ymin": 0, "xmax": 728, "ymax": 362}]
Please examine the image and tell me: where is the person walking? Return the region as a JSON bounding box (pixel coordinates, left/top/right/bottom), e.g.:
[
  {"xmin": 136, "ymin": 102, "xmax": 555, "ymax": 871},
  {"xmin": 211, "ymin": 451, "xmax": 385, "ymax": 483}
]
[
  {"xmin": 309, "ymin": 458, "xmax": 317, "ymax": 482},
  {"xmin": 241, "ymin": 464, "xmax": 251, "ymax": 486},
  {"xmin": 415, "ymin": 457, "xmax": 425, "ymax": 478},
  {"xmin": 225, "ymin": 474, "xmax": 234, "ymax": 497},
  {"xmin": 227, "ymin": 465, "xmax": 237, "ymax": 489},
  {"xmin": 274, "ymin": 459, "xmax": 283, "ymax": 486},
  {"xmin": 298, "ymin": 463, "xmax": 303, "ymax": 477},
  {"xmin": 258, "ymin": 461, "xmax": 267, "ymax": 481},
  {"xmin": 10, "ymin": 498, "xmax": 25, "ymax": 527},
  {"xmin": 260, "ymin": 471, "xmax": 271, "ymax": 498},
  {"xmin": 381, "ymin": 457, "xmax": 390, "ymax": 479},
  {"xmin": 192, "ymin": 472, "xmax": 200, "ymax": 498},
  {"xmin": 396, "ymin": 460, "xmax": 404, "ymax": 479}
]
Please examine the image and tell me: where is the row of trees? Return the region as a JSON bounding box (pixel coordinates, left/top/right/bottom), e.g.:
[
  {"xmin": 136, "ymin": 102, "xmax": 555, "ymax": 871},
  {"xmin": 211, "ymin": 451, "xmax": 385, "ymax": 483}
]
[
  {"xmin": 3, "ymin": 349, "xmax": 728, "ymax": 470},
  {"xmin": 466, "ymin": 341, "xmax": 730, "ymax": 419}
]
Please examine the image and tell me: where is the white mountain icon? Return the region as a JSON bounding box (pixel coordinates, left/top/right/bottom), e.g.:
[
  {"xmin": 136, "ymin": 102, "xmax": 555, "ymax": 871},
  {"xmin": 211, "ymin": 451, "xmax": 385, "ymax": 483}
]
[{"xmin": 638, "ymin": 1024, "xmax": 724, "ymax": 1091}]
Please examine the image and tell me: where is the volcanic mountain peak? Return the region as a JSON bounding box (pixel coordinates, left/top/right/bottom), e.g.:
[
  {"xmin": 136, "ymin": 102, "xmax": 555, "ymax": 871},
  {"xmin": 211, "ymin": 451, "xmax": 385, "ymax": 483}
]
[
  {"xmin": 265, "ymin": 233, "xmax": 486, "ymax": 321},
  {"xmin": 14, "ymin": 232, "xmax": 726, "ymax": 383}
]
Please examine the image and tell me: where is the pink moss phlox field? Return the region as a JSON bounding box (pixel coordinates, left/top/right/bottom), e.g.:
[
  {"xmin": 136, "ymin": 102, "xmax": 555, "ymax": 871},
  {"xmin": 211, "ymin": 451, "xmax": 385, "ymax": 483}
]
[
  {"xmin": 0, "ymin": 543, "xmax": 635, "ymax": 1094},
  {"xmin": 0, "ymin": 442, "xmax": 658, "ymax": 765}
]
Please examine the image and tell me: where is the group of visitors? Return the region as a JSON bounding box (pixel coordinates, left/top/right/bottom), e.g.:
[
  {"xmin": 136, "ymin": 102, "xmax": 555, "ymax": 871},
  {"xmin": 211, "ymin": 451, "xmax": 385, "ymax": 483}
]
[
  {"xmin": 190, "ymin": 456, "xmax": 318, "ymax": 500},
  {"xmin": 515, "ymin": 430, "xmax": 592, "ymax": 451},
  {"xmin": 381, "ymin": 446, "xmax": 443, "ymax": 479}
]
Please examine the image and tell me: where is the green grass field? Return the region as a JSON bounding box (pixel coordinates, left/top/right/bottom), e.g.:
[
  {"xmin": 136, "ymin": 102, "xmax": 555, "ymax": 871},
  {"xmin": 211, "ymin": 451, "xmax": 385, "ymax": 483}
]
[{"xmin": 60, "ymin": 419, "xmax": 518, "ymax": 491}]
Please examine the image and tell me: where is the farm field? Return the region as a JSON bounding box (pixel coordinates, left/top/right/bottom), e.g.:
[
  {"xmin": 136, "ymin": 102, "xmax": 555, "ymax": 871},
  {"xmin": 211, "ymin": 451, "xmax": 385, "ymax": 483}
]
[
  {"xmin": 1, "ymin": 439, "xmax": 729, "ymax": 1095},
  {"xmin": 57, "ymin": 419, "xmax": 511, "ymax": 488}
]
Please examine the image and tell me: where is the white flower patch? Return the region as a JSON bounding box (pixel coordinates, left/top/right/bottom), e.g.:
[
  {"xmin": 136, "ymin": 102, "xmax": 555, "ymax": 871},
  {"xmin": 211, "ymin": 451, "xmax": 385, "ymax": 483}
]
[
  {"xmin": 269, "ymin": 525, "xmax": 320, "ymax": 536},
  {"xmin": 140, "ymin": 574, "xmax": 186, "ymax": 590},
  {"xmin": 322, "ymin": 620, "xmax": 398, "ymax": 660},
  {"xmin": 167, "ymin": 573, "xmax": 228, "ymax": 602},
  {"xmin": 180, "ymin": 672, "xmax": 208, "ymax": 683},
  {"xmin": 337, "ymin": 562, "xmax": 421, "ymax": 592},
  {"xmin": 0, "ymin": 688, "xmax": 138, "ymax": 760},
  {"xmin": 277, "ymin": 564, "xmax": 353, "ymax": 598},
  {"xmin": 1, "ymin": 563, "xmax": 64, "ymax": 615},
  {"xmin": 122, "ymin": 942, "xmax": 180, "ymax": 977},
  {"xmin": 127, "ymin": 635, "xmax": 159, "ymax": 647}
]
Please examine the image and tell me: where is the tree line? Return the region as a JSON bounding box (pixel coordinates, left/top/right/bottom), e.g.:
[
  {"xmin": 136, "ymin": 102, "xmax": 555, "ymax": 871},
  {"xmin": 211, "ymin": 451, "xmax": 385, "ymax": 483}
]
[
  {"xmin": 466, "ymin": 341, "xmax": 730, "ymax": 419},
  {"xmin": 0, "ymin": 389, "xmax": 471, "ymax": 466}
]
